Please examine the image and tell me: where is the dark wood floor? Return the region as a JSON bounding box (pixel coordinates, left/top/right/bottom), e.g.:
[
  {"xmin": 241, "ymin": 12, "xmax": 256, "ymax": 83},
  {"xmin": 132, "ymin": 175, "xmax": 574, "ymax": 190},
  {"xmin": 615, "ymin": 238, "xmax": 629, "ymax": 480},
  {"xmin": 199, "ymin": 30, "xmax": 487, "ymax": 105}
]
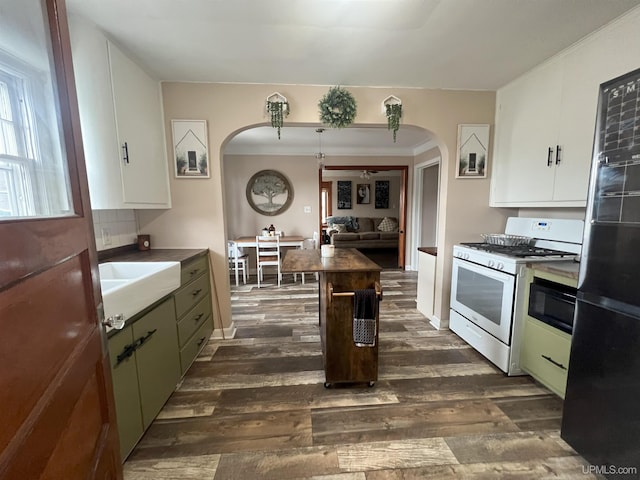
[{"xmin": 123, "ymin": 270, "xmax": 596, "ymax": 479}]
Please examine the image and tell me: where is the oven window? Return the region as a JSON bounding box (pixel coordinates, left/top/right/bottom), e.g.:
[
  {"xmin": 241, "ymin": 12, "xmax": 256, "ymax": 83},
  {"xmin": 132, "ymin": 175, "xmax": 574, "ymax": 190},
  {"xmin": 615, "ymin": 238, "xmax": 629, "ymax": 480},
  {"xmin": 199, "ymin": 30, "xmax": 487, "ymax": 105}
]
[{"xmin": 456, "ymin": 266, "xmax": 506, "ymax": 325}]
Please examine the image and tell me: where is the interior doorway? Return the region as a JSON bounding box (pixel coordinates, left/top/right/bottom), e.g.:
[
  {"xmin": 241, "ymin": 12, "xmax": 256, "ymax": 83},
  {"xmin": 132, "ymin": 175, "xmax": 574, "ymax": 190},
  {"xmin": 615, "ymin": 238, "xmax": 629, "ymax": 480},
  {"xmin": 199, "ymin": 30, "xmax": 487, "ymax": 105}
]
[
  {"xmin": 320, "ymin": 165, "xmax": 408, "ymax": 269},
  {"xmin": 411, "ymin": 157, "xmax": 440, "ymax": 270}
]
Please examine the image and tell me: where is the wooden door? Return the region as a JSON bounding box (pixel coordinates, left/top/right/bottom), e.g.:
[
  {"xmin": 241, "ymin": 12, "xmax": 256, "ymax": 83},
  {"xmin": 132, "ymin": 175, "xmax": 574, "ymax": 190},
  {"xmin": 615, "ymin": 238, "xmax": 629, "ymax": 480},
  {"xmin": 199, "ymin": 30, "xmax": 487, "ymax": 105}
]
[{"xmin": 0, "ymin": 0, "xmax": 121, "ymax": 478}]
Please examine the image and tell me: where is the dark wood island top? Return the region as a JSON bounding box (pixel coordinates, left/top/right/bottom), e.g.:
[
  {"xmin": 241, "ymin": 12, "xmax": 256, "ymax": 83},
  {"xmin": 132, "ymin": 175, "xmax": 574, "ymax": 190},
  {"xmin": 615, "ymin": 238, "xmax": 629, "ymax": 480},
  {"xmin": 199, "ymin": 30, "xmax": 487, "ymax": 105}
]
[{"xmin": 281, "ymin": 248, "xmax": 381, "ymax": 273}]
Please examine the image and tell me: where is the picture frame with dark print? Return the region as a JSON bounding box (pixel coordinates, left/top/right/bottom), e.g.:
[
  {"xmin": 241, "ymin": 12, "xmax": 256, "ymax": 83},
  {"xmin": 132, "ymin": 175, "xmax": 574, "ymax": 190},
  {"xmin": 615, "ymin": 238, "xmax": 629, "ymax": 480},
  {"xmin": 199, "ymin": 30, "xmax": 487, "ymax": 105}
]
[
  {"xmin": 456, "ymin": 124, "xmax": 489, "ymax": 178},
  {"xmin": 172, "ymin": 119, "xmax": 210, "ymax": 178},
  {"xmin": 357, "ymin": 183, "xmax": 370, "ymax": 204},
  {"xmin": 375, "ymin": 180, "xmax": 389, "ymax": 209},
  {"xmin": 337, "ymin": 180, "xmax": 352, "ymax": 209}
]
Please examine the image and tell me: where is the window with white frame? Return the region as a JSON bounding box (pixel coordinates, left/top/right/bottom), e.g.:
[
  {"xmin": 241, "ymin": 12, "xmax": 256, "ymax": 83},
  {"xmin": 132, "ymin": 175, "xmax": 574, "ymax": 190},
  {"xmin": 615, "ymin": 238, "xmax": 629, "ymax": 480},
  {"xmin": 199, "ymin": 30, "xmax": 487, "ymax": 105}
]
[{"xmin": 0, "ymin": 50, "xmax": 72, "ymax": 219}]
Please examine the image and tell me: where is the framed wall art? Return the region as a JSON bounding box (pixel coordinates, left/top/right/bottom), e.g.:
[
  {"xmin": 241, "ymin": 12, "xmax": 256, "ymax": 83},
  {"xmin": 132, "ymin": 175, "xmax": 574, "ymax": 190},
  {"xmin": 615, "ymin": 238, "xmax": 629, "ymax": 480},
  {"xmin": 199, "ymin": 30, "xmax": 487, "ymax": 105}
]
[
  {"xmin": 456, "ymin": 124, "xmax": 489, "ymax": 179},
  {"xmin": 172, "ymin": 119, "xmax": 210, "ymax": 178},
  {"xmin": 375, "ymin": 180, "xmax": 389, "ymax": 209},
  {"xmin": 357, "ymin": 183, "xmax": 370, "ymax": 204},
  {"xmin": 337, "ymin": 180, "xmax": 352, "ymax": 209},
  {"xmin": 246, "ymin": 169, "xmax": 293, "ymax": 216}
]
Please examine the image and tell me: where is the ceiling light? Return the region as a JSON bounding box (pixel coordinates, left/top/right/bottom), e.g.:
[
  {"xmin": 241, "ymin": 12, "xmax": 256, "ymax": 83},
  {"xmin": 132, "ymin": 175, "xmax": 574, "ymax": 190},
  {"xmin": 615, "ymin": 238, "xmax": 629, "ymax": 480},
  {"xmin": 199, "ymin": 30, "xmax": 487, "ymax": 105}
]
[{"xmin": 315, "ymin": 128, "xmax": 325, "ymax": 160}]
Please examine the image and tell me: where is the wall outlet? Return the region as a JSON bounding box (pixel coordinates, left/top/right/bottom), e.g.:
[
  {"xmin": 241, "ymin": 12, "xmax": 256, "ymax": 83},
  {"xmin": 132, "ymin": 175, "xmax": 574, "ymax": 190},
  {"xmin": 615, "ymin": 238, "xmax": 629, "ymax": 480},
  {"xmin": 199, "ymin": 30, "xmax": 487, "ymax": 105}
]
[
  {"xmin": 101, "ymin": 227, "xmax": 112, "ymax": 246},
  {"xmin": 303, "ymin": 206, "xmax": 312, "ymax": 213}
]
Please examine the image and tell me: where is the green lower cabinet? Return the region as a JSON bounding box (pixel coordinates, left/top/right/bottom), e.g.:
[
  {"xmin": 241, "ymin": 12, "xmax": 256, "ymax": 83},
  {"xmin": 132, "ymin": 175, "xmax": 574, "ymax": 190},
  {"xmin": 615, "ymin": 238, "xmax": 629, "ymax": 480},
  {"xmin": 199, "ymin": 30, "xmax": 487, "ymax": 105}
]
[
  {"xmin": 108, "ymin": 325, "xmax": 144, "ymax": 461},
  {"xmin": 520, "ymin": 316, "xmax": 572, "ymax": 398},
  {"xmin": 108, "ymin": 297, "xmax": 181, "ymax": 461},
  {"xmin": 180, "ymin": 314, "xmax": 213, "ymax": 374},
  {"xmin": 132, "ymin": 297, "xmax": 181, "ymax": 429}
]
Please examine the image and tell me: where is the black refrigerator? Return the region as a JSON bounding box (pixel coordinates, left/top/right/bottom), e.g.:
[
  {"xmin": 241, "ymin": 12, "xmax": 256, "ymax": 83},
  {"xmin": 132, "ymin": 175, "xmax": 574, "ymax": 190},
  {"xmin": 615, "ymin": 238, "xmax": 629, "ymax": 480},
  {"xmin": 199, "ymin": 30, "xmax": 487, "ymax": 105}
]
[{"xmin": 562, "ymin": 66, "xmax": 640, "ymax": 476}]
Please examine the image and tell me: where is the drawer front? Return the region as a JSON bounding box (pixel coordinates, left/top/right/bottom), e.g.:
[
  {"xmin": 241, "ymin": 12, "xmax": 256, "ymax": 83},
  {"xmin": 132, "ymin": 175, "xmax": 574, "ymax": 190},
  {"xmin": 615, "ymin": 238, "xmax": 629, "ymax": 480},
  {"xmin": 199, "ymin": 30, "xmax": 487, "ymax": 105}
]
[
  {"xmin": 175, "ymin": 273, "xmax": 210, "ymax": 318},
  {"xmin": 180, "ymin": 255, "xmax": 208, "ymax": 285},
  {"xmin": 177, "ymin": 294, "xmax": 212, "ymax": 347},
  {"xmin": 521, "ymin": 317, "xmax": 572, "ymax": 397},
  {"xmin": 180, "ymin": 315, "xmax": 213, "ymax": 375}
]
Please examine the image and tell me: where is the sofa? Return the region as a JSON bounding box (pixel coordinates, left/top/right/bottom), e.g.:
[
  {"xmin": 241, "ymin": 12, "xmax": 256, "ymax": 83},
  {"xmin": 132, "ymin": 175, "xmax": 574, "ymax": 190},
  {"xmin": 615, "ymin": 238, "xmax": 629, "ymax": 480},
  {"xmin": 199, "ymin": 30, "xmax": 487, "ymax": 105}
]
[{"xmin": 327, "ymin": 216, "xmax": 399, "ymax": 249}]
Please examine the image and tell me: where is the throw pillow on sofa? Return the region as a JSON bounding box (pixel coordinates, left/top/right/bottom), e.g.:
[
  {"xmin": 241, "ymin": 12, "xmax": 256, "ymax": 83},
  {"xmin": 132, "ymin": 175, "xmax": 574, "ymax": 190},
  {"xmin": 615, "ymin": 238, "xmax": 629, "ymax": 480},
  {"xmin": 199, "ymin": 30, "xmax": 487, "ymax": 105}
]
[
  {"xmin": 377, "ymin": 217, "xmax": 398, "ymax": 232},
  {"xmin": 332, "ymin": 223, "xmax": 348, "ymax": 233}
]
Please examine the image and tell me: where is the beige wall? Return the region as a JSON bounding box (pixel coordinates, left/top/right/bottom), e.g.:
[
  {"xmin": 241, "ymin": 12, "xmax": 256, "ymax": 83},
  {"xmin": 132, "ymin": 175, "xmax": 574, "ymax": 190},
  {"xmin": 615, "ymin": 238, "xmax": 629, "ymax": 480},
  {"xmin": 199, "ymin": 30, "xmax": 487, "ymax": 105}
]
[
  {"xmin": 224, "ymin": 154, "xmax": 319, "ymax": 239},
  {"xmin": 138, "ymin": 82, "xmax": 508, "ymax": 330},
  {"xmin": 325, "ymin": 174, "xmax": 401, "ymax": 219}
]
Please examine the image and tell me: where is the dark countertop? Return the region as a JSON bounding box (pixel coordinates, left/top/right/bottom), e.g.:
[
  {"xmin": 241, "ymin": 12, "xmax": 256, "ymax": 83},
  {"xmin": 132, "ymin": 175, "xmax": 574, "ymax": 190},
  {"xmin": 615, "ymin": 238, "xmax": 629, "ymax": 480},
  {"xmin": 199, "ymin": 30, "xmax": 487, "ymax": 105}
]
[
  {"xmin": 98, "ymin": 244, "xmax": 208, "ymax": 265},
  {"xmin": 418, "ymin": 247, "xmax": 437, "ymax": 256},
  {"xmin": 529, "ymin": 261, "xmax": 580, "ymax": 281},
  {"xmin": 282, "ymin": 248, "xmax": 381, "ymax": 273}
]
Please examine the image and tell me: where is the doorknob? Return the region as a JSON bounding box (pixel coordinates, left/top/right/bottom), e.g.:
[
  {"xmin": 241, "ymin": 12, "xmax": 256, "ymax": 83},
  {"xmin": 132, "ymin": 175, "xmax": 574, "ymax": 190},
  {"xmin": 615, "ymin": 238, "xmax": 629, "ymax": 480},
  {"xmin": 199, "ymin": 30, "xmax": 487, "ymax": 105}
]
[{"xmin": 102, "ymin": 313, "xmax": 125, "ymax": 330}]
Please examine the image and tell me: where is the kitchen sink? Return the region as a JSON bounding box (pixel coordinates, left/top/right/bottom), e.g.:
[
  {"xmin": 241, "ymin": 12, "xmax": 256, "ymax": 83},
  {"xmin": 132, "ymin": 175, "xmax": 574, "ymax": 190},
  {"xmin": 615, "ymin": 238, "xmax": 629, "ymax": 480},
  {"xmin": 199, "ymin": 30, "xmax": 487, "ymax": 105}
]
[{"xmin": 99, "ymin": 261, "xmax": 181, "ymax": 331}]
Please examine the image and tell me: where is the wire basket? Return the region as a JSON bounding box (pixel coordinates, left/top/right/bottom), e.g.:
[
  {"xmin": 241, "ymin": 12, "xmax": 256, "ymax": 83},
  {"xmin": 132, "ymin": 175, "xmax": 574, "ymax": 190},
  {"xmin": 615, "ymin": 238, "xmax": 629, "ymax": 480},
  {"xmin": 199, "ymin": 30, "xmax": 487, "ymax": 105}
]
[{"xmin": 481, "ymin": 234, "xmax": 532, "ymax": 246}]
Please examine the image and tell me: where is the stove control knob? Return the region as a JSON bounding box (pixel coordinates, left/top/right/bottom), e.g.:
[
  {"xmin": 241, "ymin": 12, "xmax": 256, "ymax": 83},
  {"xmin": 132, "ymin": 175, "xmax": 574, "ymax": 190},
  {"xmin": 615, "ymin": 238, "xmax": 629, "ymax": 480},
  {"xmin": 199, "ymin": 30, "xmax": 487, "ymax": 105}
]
[
  {"xmin": 488, "ymin": 260, "xmax": 495, "ymax": 268},
  {"xmin": 464, "ymin": 253, "xmax": 470, "ymax": 260},
  {"xmin": 497, "ymin": 262, "xmax": 504, "ymax": 270}
]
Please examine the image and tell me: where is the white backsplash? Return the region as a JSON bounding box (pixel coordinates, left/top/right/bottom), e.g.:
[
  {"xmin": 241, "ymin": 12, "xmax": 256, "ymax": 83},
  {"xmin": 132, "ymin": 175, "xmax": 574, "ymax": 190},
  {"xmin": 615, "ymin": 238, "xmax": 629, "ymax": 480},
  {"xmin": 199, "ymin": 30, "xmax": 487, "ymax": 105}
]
[{"xmin": 93, "ymin": 209, "xmax": 138, "ymax": 251}]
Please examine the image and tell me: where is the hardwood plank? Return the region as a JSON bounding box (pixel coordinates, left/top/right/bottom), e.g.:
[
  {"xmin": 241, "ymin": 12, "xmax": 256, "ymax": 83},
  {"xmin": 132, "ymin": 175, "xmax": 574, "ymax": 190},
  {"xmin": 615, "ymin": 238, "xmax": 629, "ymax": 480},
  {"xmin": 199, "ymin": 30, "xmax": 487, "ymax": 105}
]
[
  {"xmin": 335, "ymin": 438, "xmax": 458, "ymax": 471},
  {"xmin": 214, "ymin": 446, "xmax": 341, "ymax": 480},
  {"xmin": 312, "ymin": 399, "xmax": 519, "ymax": 445},
  {"xmin": 444, "ymin": 431, "xmax": 577, "ymax": 464},
  {"xmin": 494, "ymin": 394, "xmax": 564, "ymax": 431},
  {"xmin": 123, "ymin": 454, "xmax": 220, "ymax": 479}
]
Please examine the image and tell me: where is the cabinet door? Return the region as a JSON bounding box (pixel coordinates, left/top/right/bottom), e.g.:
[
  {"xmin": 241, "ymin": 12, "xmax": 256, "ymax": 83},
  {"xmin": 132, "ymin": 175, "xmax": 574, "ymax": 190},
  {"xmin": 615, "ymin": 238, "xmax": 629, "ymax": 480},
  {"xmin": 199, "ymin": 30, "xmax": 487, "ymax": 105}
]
[
  {"xmin": 107, "ymin": 326, "xmax": 144, "ymax": 461},
  {"xmin": 555, "ymin": 17, "xmax": 640, "ymax": 204},
  {"xmin": 108, "ymin": 40, "xmax": 170, "ymax": 206},
  {"xmin": 491, "ymin": 59, "xmax": 562, "ymax": 205},
  {"xmin": 132, "ymin": 298, "xmax": 180, "ymax": 429}
]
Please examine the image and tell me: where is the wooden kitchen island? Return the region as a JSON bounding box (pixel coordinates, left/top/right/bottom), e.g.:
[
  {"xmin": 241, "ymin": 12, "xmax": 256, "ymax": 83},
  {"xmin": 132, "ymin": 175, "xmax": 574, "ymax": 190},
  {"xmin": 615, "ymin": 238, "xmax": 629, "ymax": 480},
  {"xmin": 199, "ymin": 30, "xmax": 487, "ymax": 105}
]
[{"xmin": 282, "ymin": 248, "xmax": 382, "ymax": 387}]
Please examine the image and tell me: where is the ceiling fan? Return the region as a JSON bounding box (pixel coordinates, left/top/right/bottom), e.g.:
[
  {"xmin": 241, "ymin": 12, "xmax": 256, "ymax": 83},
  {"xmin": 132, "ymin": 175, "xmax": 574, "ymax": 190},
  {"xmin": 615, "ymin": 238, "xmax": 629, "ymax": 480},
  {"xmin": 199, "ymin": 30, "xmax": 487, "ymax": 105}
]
[{"xmin": 360, "ymin": 169, "xmax": 378, "ymax": 179}]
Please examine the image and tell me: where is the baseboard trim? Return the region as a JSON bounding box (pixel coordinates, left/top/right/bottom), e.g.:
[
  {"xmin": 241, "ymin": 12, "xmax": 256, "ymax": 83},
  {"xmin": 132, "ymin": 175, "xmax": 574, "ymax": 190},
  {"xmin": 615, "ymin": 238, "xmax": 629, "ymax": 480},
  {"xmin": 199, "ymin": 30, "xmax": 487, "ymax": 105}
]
[
  {"xmin": 429, "ymin": 315, "xmax": 449, "ymax": 330},
  {"xmin": 211, "ymin": 321, "xmax": 237, "ymax": 339}
]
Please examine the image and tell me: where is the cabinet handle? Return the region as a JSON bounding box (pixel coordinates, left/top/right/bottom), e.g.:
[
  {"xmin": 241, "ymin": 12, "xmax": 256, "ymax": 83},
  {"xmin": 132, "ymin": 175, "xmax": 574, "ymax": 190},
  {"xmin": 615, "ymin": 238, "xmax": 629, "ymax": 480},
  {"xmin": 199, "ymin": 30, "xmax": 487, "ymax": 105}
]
[
  {"xmin": 191, "ymin": 288, "xmax": 203, "ymax": 297},
  {"xmin": 122, "ymin": 142, "xmax": 129, "ymax": 164},
  {"xmin": 541, "ymin": 354, "xmax": 567, "ymax": 370},
  {"xmin": 547, "ymin": 147, "xmax": 553, "ymax": 167},
  {"xmin": 189, "ymin": 268, "xmax": 200, "ymax": 277},
  {"xmin": 136, "ymin": 329, "xmax": 157, "ymax": 347},
  {"xmin": 555, "ymin": 145, "xmax": 562, "ymax": 165},
  {"xmin": 197, "ymin": 336, "xmax": 207, "ymax": 347},
  {"xmin": 116, "ymin": 343, "xmax": 137, "ymax": 365},
  {"xmin": 193, "ymin": 313, "xmax": 204, "ymax": 323}
]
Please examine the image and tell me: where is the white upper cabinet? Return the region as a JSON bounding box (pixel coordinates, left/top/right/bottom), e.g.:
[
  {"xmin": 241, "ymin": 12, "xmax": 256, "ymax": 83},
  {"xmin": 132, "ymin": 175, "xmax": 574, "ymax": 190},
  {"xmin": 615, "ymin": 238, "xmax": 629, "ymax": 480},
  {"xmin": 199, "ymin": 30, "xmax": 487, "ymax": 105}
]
[
  {"xmin": 69, "ymin": 16, "xmax": 171, "ymax": 210},
  {"xmin": 491, "ymin": 7, "xmax": 640, "ymax": 208}
]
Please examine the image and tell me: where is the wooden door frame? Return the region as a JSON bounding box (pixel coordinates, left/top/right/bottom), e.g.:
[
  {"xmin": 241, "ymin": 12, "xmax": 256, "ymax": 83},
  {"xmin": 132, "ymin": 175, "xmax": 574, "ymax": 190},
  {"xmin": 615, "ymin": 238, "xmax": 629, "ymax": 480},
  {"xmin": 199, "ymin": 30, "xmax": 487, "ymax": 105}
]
[{"xmin": 319, "ymin": 165, "xmax": 408, "ymax": 268}]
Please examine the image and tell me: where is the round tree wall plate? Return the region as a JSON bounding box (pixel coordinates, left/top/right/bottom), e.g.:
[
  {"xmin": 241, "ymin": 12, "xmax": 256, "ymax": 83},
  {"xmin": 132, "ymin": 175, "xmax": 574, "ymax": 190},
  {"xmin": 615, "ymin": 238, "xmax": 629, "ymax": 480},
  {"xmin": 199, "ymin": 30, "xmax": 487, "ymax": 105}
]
[{"xmin": 246, "ymin": 170, "xmax": 294, "ymax": 216}]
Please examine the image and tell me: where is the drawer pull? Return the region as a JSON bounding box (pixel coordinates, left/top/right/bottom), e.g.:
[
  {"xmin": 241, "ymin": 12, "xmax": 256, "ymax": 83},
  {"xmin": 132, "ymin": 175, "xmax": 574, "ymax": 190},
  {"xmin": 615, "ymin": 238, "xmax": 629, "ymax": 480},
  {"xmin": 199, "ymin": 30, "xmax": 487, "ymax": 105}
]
[
  {"xmin": 189, "ymin": 268, "xmax": 200, "ymax": 277},
  {"xmin": 193, "ymin": 313, "xmax": 204, "ymax": 323},
  {"xmin": 191, "ymin": 288, "xmax": 203, "ymax": 297},
  {"xmin": 541, "ymin": 354, "xmax": 567, "ymax": 370},
  {"xmin": 197, "ymin": 336, "xmax": 207, "ymax": 347}
]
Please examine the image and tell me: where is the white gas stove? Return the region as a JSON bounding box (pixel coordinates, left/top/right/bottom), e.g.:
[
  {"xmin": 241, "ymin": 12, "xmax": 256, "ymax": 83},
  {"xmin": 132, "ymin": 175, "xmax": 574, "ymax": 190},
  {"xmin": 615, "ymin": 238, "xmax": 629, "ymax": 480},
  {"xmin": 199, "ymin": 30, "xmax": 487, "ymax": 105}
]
[{"xmin": 450, "ymin": 218, "xmax": 583, "ymax": 375}]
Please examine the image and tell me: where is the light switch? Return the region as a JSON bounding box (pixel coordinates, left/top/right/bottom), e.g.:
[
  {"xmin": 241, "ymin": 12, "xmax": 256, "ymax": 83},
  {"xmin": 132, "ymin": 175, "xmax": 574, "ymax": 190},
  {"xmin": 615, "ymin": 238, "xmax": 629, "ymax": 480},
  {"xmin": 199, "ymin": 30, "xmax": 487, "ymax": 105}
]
[{"xmin": 303, "ymin": 206, "xmax": 312, "ymax": 213}]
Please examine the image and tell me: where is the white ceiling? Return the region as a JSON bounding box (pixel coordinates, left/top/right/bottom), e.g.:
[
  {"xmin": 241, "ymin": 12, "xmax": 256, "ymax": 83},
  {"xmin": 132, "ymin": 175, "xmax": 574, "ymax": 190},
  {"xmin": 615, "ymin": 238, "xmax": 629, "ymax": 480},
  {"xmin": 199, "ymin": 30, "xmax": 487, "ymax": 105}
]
[{"xmin": 65, "ymin": 0, "xmax": 640, "ymax": 154}]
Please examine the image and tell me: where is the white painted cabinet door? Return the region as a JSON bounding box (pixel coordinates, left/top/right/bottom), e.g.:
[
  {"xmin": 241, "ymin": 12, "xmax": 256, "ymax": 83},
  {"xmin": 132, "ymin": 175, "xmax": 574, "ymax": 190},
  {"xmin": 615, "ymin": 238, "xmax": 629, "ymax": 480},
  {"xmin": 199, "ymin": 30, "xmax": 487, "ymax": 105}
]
[
  {"xmin": 491, "ymin": 59, "xmax": 562, "ymax": 205},
  {"xmin": 108, "ymin": 41, "xmax": 171, "ymax": 207},
  {"xmin": 555, "ymin": 12, "xmax": 640, "ymax": 204}
]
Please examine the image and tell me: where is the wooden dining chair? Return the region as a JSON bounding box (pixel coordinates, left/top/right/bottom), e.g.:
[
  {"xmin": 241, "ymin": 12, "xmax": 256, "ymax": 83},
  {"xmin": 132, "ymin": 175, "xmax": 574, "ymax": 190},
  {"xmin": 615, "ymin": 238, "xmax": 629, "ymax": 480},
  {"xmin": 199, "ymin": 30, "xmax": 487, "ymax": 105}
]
[
  {"xmin": 256, "ymin": 235, "xmax": 281, "ymax": 287},
  {"xmin": 228, "ymin": 240, "xmax": 249, "ymax": 286}
]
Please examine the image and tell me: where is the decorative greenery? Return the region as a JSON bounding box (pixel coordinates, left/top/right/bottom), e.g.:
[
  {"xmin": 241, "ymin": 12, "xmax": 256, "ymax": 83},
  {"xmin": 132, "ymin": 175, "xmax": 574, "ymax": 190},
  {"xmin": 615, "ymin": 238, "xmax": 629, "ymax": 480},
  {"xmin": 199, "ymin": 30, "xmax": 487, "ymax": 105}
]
[
  {"xmin": 385, "ymin": 103, "xmax": 402, "ymax": 142},
  {"xmin": 266, "ymin": 100, "xmax": 289, "ymax": 139},
  {"xmin": 318, "ymin": 86, "xmax": 357, "ymax": 128}
]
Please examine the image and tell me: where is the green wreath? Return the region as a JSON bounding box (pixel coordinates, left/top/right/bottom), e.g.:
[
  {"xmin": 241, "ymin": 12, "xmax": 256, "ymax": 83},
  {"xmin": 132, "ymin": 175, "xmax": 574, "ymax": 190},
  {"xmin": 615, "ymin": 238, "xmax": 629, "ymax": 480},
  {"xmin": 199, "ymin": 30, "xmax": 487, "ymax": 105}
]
[{"xmin": 318, "ymin": 86, "xmax": 357, "ymax": 128}]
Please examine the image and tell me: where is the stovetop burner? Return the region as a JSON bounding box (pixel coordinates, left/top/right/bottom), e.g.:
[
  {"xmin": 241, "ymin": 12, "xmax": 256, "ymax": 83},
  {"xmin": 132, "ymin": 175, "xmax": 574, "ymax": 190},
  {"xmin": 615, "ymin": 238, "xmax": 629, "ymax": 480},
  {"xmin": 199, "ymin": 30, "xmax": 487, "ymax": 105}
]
[{"xmin": 460, "ymin": 242, "xmax": 574, "ymax": 258}]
